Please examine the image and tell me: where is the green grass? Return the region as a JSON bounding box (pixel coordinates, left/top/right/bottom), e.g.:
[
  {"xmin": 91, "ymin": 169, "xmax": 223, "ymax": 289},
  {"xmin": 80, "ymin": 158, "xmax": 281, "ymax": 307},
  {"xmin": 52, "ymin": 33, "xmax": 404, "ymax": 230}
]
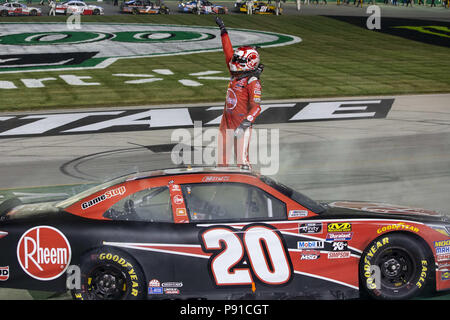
[{"xmin": 0, "ymin": 14, "xmax": 449, "ymax": 111}]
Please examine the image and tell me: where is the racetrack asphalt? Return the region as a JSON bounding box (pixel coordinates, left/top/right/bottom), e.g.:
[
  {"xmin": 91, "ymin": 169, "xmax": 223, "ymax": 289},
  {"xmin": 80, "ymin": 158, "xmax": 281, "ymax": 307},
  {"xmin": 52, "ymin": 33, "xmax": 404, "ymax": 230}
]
[
  {"xmin": 0, "ymin": 4, "xmax": 449, "ymax": 300},
  {"xmin": 1, "ymin": 93, "xmax": 450, "ymax": 300}
]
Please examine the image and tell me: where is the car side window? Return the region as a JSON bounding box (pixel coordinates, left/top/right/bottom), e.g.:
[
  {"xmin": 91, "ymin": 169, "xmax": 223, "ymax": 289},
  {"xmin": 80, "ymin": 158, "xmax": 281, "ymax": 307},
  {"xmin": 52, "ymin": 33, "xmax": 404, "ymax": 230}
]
[
  {"xmin": 182, "ymin": 183, "xmax": 286, "ymax": 222},
  {"xmin": 103, "ymin": 186, "xmax": 172, "ymax": 222}
]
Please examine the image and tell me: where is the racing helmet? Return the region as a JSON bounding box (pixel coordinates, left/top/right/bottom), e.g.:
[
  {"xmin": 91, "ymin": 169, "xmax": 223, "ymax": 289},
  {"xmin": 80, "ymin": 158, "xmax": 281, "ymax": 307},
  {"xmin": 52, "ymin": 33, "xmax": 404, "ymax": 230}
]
[{"xmin": 229, "ymin": 46, "xmax": 260, "ymax": 74}]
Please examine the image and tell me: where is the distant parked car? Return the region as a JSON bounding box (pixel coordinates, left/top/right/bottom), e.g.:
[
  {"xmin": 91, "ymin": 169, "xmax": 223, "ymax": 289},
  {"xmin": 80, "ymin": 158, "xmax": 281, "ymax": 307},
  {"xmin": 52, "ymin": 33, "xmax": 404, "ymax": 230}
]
[
  {"xmin": 0, "ymin": 2, "xmax": 41, "ymax": 16},
  {"xmin": 234, "ymin": 0, "xmax": 282, "ymax": 14},
  {"xmin": 55, "ymin": 1, "xmax": 104, "ymax": 15},
  {"xmin": 178, "ymin": 0, "xmax": 228, "ymax": 14},
  {"xmin": 120, "ymin": 0, "xmax": 169, "ymax": 14}
]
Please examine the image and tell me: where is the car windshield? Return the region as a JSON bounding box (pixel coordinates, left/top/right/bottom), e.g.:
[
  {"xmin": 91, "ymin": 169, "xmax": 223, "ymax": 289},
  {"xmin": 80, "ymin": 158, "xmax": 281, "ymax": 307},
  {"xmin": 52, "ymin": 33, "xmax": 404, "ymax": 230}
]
[{"xmin": 260, "ymin": 175, "xmax": 325, "ymax": 214}]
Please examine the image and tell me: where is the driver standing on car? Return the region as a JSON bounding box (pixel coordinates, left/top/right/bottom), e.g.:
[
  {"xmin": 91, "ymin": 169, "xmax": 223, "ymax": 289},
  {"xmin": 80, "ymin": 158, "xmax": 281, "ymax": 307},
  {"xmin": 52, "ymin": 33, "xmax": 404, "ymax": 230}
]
[{"xmin": 215, "ymin": 17, "xmax": 263, "ymax": 169}]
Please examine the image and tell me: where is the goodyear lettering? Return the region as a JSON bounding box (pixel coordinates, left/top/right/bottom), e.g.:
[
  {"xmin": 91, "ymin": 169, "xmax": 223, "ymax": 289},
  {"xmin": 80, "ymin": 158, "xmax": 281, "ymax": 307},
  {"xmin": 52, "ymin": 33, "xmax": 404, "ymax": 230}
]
[
  {"xmin": 376, "ymin": 223, "xmax": 419, "ymax": 234},
  {"xmin": 98, "ymin": 252, "xmax": 139, "ymax": 296},
  {"xmin": 416, "ymin": 260, "xmax": 428, "ymax": 288},
  {"xmin": 363, "ymin": 237, "xmax": 389, "ymax": 289}
]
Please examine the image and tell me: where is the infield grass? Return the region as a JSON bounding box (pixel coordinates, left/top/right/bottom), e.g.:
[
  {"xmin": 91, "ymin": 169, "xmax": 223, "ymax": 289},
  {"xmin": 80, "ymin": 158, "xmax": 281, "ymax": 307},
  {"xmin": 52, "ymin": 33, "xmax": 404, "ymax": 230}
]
[{"xmin": 0, "ymin": 14, "xmax": 449, "ymax": 111}]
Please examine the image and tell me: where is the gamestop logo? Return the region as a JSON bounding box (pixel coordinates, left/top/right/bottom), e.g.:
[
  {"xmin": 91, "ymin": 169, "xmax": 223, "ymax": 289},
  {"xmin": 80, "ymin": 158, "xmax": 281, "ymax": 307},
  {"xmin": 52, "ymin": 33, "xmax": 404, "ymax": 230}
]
[
  {"xmin": 81, "ymin": 185, "xmax": 126, "ymax": 210},
  {"xmin": 17, "ymin": 226, "xmax": 71, "ymax": 281}
]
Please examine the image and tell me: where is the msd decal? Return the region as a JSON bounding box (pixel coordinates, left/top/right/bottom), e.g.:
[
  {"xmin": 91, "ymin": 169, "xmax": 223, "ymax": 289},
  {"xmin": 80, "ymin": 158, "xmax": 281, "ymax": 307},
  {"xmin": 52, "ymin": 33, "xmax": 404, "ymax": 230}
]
[
  {"xmin": 0, "ymin": 267, "xmax": 9, "ymax": 281},
  {"xmin": 0, "ymin": 99, "xmax": 394, "ymax": 138},
  {"xmin": 16, "ymin": 226, "xmax": 71, "ymax": 281},
  {"xmin": 0, "ymin": 23, "xmax": 301, "ymax": 74}
]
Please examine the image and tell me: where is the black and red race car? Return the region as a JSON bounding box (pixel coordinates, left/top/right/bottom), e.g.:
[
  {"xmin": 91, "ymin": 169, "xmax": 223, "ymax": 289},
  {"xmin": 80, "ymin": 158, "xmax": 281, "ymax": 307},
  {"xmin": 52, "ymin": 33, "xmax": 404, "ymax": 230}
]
[{"xmin": 0, "ymin": 167, "xmax": 449, "ymax": 300}]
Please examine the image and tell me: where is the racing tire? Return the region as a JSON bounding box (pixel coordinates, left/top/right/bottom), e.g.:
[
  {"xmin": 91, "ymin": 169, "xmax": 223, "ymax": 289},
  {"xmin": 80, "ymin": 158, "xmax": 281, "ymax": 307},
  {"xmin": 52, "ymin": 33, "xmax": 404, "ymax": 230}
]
[
  {"xmin": 359, "ymin": 233, "xmax": 433, "ymax": 300},
  {"xmin": 30, "ymin": 10, "xmax": 37, "ymax": 16},
  {"xmin": 93, "ymin": 8, "xmax": 100, "ymax": 15},
  {"xmin": 71, "ymin": 247, "xmax": 146, "ymax": 300},
  {"xmin": 0, "ymin": 10, "xmax": 7, "ymax": 17},
  {"xmin": 132, "ymin": 7, "xmax": 139, "ymax": 15}
]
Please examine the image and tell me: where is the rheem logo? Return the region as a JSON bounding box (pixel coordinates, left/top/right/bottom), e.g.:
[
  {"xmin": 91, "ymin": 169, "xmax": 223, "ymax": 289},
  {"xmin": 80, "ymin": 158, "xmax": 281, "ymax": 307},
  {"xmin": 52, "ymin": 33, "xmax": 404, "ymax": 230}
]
[{"xmin": 17, "ymin": 226, "xmax": 71, "ymax": 281}]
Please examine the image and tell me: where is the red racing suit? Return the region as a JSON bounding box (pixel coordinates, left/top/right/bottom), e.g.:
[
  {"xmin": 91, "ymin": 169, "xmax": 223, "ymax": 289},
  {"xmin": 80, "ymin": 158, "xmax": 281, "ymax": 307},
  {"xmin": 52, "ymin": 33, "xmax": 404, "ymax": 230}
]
[{"xmin": 218, "ymin": 32, "xmax": 262, "ymax": 167}]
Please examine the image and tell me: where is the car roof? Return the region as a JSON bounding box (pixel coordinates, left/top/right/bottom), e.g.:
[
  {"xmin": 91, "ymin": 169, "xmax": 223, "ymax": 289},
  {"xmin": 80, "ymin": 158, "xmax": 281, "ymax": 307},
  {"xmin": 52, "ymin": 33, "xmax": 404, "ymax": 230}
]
[
  {"xmin": 56, "ymin": 166, "xmax": 259, "ymax": 209},
  {"xmin": 125, "ymin": 165, "xmax": 258, "ymax": 182}
]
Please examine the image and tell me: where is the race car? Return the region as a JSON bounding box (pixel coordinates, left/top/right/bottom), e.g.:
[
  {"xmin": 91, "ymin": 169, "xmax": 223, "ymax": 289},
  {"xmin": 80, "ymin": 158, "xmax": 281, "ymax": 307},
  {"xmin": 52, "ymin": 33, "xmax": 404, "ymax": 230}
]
[
  {"xmin": 234, "ymin": 0, "xmax": 282, "ymax": 14},
  {"xmin": 0, "ymin": 166, "xmax": 449, "ymax": 300},
  {"xmin": 178, "ymin": 0, "xmax": 228, "ymax": 14},
  {"xmin": 120, "ymin": 0, "xmax": 170, "ymax": 14},
  {"xmin": 55, "ymin": 0, "xmax": 104, "ymax": 15},
  {"xmin": 0, "ymin": 2, "xmax": 41, "ymax": 16}
]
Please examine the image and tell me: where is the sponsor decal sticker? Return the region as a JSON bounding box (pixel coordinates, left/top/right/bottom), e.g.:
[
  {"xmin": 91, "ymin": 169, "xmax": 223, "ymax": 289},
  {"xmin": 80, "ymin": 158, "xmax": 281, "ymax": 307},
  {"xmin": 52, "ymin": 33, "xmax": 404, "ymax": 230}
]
[
  {"xmin": 148, "ymin": 287, "xmax": 163, "ymax": 294},
  {"xmin": 176, "ymin": 208, "xmax": 187, "ymax": 217},
  {"xmin": 81, "ymin": 185, "xmax": 126, "ymax": 210},
  {"xmin": 288, "ymin": 210, "xmax": 308, "ymax": 218},
  {"xmin": 331, "ymin": 241, "xmax": 348, "ymax": 251},
  {"xmin": 201, "ymin": 176, "xmax": 230, "ymax": 183},
  {"xmin": 0, "ymin": 266, "xmax": 9, "ymax": 281},
  {"xmin": 327, "ymin": 251, "xmax": 351, "ymax": 259},
  {"xmin": 173, "ymin": 194, "xmax": 184, "ymax": 205},
  {"xmin": 17, "ymin": 226, "xmax": 71, "ymax": 281},
  {"xmin": 149, "ymin": 279, "xmax": 160, "ymax": 287},
  {"xmin": 297, "ymin": 241, "xmax": 324, "ymax": 250},
  {"xmin": 162, "ymin": 281, "xmax": 183, "ymax": 288},
  {"xmin": 434, "ymin": 240, "xmax": 450, "ymax": 255},
  {"xmin": 298, "ymin": 223, "xmax": 322, "ymax": 234},
  {"xmin": 164, "ymin": 287, "xmax": 180, "ymax": 294},
  {"xmin": 441, "ymin": 271, "xmax": 450, "ymax": 281},
  {"xmin": 326, "ymin": 232, "xmax": 353, "ymax": 241},
  {"xmin": 327, "ymin": 222, "xmax": 352, "ymax": 232},
  {"xmin": 437, "ymin": 254, "xmax": 450, "ymax": 262},
  {"xmin": 300, "ymin": 250, "xmax": 320, "ymax": 260}
]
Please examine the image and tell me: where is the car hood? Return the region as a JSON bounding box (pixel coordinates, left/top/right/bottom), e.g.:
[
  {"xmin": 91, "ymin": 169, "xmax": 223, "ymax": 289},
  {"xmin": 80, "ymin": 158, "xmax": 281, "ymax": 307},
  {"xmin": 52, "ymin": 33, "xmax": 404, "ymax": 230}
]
[
  {"xmin": 0, "ymin": 200, "xmax": 60, "ymax": 222},
  {"xmin": 321, "ymin": 200, "xmax": 449, "ymax": 223}
]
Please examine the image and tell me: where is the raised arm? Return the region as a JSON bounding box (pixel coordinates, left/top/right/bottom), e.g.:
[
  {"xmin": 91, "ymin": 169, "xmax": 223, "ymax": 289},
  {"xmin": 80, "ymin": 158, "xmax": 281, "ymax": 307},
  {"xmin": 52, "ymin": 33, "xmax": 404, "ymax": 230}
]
[{"xmin": 215, "ymin": 17, "xmax": 234, "ymax": 71}]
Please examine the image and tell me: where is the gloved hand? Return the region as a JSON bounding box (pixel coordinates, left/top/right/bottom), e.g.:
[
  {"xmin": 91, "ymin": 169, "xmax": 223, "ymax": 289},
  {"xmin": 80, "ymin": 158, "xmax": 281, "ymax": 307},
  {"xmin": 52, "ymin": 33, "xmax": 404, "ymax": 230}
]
[
  {"xmin": 215, "ymin": 16, "xmax": 227, "ymax": 34},
  {"xmin": 234, "ymin": 119, "xmax": 251, "ymax": 137}
]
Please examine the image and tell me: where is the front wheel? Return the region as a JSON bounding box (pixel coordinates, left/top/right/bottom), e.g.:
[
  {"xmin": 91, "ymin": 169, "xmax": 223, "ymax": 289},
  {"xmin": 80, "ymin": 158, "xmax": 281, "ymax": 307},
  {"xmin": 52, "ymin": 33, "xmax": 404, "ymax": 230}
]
[
  {"xmin": 71, "ymin": 247, "xmax": 146, "ymax": 300},
  {"xmin": 359, "ymin": 233, "xmax": 433, "ymax": 300}
]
